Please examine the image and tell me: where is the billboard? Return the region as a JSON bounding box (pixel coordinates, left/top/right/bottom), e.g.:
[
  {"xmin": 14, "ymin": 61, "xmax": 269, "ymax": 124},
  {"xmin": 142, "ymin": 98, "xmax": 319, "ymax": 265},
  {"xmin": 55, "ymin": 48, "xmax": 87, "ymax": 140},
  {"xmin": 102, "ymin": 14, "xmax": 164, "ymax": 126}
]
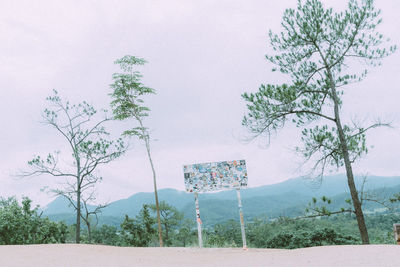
[{"xmin": 183, "ymin": 160, "xmax": 247, "ymax": 193}]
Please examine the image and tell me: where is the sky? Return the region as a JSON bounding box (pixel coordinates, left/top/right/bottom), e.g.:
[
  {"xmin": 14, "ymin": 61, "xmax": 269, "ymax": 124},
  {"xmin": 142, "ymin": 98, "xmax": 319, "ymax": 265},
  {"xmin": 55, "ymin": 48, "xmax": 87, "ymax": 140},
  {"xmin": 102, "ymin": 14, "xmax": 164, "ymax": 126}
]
[{"xmin": 0, "ymin": 0, "xmax": 399, "ymax": 207}]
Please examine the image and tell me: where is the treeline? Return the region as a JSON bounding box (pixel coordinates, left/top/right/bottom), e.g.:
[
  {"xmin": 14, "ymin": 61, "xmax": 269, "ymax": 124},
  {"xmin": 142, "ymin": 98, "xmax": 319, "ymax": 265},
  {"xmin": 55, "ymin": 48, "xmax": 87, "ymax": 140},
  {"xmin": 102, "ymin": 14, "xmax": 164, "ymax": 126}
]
[
  {"xmin": 0, "ymin": 197, "xmax": 67, "ymax": 245},
  {"xmin": 2, "ymin": 197, "xmax": 398, "ymax": 248}
]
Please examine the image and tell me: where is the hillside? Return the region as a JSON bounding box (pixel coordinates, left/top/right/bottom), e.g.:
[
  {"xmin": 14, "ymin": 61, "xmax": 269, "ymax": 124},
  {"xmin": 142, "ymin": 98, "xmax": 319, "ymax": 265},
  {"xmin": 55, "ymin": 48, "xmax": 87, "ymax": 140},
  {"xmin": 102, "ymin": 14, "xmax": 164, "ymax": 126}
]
[{"xmin": 44, "ymin": 174, "xmax": 400, "ymax": 226}]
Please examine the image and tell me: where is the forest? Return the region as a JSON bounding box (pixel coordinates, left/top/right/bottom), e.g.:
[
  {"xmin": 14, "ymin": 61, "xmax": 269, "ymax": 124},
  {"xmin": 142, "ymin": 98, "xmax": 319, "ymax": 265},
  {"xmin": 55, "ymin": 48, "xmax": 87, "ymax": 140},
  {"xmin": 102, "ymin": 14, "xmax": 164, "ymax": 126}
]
[{"xmin": 1, "ymin": 195, "xmax": 400, "ymax": 248}]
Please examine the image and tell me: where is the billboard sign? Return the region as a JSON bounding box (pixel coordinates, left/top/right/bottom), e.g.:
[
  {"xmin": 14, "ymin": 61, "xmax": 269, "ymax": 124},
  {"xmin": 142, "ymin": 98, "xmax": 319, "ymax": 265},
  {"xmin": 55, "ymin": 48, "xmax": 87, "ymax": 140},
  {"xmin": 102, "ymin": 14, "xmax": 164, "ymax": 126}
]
[{"xmin": 183, "ymin": 159, "xmax": 247, "ymax": 193}]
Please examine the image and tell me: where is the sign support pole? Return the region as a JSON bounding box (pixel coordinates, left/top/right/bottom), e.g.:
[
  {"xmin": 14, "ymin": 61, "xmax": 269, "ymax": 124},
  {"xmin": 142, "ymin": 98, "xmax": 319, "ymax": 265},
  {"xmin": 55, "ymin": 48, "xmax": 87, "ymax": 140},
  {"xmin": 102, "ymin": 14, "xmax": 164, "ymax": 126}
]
[
  {"xmin": 236, "ymin": 188, "xmax": 247, "ymax": 249},
  {"xmin": 194, "ymin": 192, "xmax": 203, "ymax": 248}
]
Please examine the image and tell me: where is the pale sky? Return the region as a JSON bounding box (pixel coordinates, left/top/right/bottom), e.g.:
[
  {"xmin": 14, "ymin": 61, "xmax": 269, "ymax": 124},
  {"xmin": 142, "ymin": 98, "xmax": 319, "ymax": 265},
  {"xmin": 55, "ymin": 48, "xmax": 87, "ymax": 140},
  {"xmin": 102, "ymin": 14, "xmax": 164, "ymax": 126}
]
[{"xmin": 1, "ymin": 0, "xmax": 399, "ymax": 206}]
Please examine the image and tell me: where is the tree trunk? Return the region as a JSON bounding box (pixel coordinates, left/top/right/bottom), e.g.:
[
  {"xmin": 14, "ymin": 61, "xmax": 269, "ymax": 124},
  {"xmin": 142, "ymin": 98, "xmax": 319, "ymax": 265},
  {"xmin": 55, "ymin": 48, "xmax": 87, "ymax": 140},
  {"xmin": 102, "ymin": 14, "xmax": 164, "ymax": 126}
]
[
  {"xmin": 137, "ymin": 118, "xmax": 163, "ymax": 247},
  {"xmin": 144, "ymin": 135, "xmax": 163, "ymax": 247},
  {"xmin": 328, "ymin": 71, "xmax": 370, "ymax": 244},
  {"xmin": 87, "ymin": 223, "xmax": 91, "ymax": 244},
  {"xmin": 165, "ymin": 223, "xmax": 169, "ymax": 246},
  {"xmin": 76, "ymin": 188, "xmax": 81, "ymax": 244}
]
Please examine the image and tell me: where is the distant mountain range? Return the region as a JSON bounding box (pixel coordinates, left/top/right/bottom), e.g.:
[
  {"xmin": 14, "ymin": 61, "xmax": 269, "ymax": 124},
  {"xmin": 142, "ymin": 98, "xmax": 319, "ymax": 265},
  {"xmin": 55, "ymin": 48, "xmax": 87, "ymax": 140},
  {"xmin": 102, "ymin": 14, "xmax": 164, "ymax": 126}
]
[{"xmin": 43, "ymin": 174, "xmax": 400, "ymax": 226}]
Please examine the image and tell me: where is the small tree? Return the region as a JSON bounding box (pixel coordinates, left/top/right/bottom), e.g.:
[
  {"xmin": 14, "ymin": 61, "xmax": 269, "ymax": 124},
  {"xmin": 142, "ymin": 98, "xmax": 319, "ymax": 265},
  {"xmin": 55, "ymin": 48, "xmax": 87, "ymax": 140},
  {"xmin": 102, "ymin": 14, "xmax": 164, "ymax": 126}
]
[
  {"xmin": 120, "ymin": 204, "xmax": 156, "ymax": 247},
  {"xmin": 207, "ymin": 220, "xmax": 242, "ymax": 247},
  {"xmin": 23, "ymin": 90, "xmax": 127, "ymax": 243},
  {"xmin": 150, "ymin": 201, "xmax": 184, "ymax": 246},
  {"xmin": 176, "ymin": 219, "xmax": 195, "ymax": 247},
  {"xmin": 110, "ymin": 55, "xmax": 164, "ymax": 246},
  {"xmin": 92, "ymin": 225, "xmax": 120, "ymax": 245},
  {"xmin": 242, "ymin": 0, "xmax": 396, "ymax": 244}
]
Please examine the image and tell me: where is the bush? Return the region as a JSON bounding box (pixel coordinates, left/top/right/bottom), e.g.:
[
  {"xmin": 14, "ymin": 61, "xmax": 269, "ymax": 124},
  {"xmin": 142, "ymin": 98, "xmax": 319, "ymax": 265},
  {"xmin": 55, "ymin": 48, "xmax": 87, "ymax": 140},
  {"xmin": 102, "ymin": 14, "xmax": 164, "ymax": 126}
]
[
  {"xmin": 266, "ymin": 228, "xmax": 358, "ymax": 249},
  {"xmin": 0, "ymin": 197, "xmax": 67, "ymax": 244}
]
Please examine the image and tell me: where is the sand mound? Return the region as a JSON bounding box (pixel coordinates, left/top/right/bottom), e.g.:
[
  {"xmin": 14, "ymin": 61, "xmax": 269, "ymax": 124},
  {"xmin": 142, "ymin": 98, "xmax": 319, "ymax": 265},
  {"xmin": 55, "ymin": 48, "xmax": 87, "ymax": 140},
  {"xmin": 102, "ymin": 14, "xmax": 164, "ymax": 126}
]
[{"xmin": 0, "ymin": 244, "xmax": 399, "ymax": 267}]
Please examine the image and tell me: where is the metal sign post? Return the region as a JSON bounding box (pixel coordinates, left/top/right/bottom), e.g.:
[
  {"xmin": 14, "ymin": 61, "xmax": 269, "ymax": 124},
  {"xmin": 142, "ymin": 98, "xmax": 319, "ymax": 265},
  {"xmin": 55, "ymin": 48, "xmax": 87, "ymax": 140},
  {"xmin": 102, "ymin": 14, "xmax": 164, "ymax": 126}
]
[
  {"xmin": 236, "ymin": 188, "xmax": 247, "ymax": 249},
  {"xmin": 194, "ymin": 192, "xmax": 203, "ymax": 248},
  {"xmin": 394, "ymin": 224, "xmax": 400, "ymax": 245}
]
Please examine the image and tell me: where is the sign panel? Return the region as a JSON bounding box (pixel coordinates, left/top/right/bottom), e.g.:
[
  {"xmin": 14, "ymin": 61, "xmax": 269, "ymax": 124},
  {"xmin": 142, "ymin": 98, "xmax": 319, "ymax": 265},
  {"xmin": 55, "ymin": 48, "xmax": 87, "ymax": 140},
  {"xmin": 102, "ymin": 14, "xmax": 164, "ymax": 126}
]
[{"xmin": 183, "ymin": 160, "xmax": 247, "ymax": 193}]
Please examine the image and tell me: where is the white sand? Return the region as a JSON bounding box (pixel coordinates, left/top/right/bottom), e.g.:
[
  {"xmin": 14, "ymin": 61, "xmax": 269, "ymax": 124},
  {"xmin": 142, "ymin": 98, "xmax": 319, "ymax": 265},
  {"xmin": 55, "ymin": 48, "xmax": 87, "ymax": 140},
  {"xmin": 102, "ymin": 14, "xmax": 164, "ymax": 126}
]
[{"xmin": 0, "ymin": 244, "xmax": 399, "ymax": 267}]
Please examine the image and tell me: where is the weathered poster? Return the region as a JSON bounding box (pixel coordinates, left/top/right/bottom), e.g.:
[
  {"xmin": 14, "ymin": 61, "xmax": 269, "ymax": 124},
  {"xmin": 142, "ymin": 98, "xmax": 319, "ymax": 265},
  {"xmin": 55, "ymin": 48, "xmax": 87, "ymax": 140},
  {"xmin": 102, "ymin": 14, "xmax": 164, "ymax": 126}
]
[{"xmin": 183, "ymin": 160, "xmax": 247, "ymax": 193}]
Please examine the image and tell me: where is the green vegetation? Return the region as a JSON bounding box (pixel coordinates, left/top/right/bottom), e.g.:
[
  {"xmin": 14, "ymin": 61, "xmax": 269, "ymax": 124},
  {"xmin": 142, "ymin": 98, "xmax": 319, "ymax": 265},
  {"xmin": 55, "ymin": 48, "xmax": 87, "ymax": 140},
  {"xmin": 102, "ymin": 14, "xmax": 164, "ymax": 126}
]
[
  {"xmin": 202, "ymin": 213, "xmax": 399, "ymax": 249},
  {"xmin": 149, "ymin": 201, "xmax": 184, "ymax": 246},
  {"xmin": 0, "ymin": 197, "xmax": 67, "ymax": 245},
  {"xmin": 120, "ymin": 204, "xmax": 156, "ymax": 246},
  {"xmin": 3, "ymin": 196, "xmax": 398, "ymax": 249}
]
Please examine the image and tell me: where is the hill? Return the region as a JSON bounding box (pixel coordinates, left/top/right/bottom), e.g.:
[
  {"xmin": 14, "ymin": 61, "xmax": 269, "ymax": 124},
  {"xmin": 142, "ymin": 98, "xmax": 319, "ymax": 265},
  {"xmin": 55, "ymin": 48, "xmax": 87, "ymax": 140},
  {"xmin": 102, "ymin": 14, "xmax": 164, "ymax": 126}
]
[{"xmin": 43, "ymin": 174, "xmax": 400, "ymax": 226}]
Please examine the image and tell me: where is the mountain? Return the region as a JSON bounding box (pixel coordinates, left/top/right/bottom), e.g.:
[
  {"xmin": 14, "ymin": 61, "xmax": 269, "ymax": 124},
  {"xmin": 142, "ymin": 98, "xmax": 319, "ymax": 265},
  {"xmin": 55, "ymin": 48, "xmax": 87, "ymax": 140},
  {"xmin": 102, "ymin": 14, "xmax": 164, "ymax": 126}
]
[
  {"xmin": 242, "ymin": 174, "xmax": 400, "ymax": 198},
  {"xmin": 43, "ymin": 196, "xmax": 97, "ymax": 215},
  {"xmin": 43, "ymin": 174, "xmax": 400, "ymax": 226},
  {"xmin": 100, "ymin": 189, "xmax": 193, "ymax": 218}
]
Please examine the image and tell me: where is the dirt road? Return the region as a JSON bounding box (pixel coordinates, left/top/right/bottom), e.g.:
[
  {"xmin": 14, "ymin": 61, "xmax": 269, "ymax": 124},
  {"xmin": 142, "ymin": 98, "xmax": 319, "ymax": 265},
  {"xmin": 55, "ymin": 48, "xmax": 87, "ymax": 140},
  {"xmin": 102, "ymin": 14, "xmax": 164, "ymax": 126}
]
[{"xmin": 0, "ymin": 244, "xmax": 399, "ymax": 267}]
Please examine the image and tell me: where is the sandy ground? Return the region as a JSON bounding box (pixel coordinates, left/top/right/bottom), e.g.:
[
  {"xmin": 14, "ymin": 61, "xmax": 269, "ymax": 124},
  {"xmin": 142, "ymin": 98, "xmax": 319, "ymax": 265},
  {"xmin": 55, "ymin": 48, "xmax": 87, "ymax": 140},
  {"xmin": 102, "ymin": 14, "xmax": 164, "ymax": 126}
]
[{"xmin": 0, "ymin": 244, "xmax": 399, "ymax": 267}]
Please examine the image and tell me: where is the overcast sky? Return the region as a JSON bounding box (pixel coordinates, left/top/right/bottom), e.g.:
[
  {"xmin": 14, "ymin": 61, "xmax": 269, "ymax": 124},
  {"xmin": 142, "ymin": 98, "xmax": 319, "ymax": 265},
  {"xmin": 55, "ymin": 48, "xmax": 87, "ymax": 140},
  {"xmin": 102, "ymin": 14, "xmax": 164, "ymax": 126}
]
[{"xmin": 1, "ymin": 0, "xmax": 399, "ymax": 206}]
